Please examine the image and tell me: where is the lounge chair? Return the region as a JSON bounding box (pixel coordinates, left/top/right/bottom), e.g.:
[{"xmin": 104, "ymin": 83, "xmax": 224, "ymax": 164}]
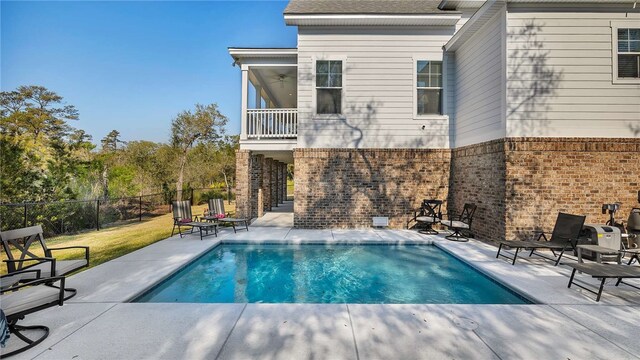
[
  {"xmin": 496, "ymin": 212, "xmax": 586, "ymax": 266},
  {"xmin": 171, "ymin": 200, "xmax": 218, "ymax": 240},
  {"xmin": 440, "ymin": 203, "xmax": 477, "ymax": 242},
  {"xmin": 0, "ymin": 269, "xmax": 65, "ymax": 357},
  {"xmin": 203, "ymin": 198, "xmax": 249, "ymax": 233},
  {"xmin": 408, "ymin": 199, "xmax": 442, "ymax": 234},
  {"xmin": 566, "ymin": 262, "xmax": 640, "ymax": 302},
  {"xmin": 0, "ymin": 225, "xmax": 89, "ymax": 300}
]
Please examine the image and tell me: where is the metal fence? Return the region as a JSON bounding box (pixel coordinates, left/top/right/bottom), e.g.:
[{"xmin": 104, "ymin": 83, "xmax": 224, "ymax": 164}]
[{"xmin": 0, "ymin": 187, "xmax": 234, "ymax": 238}]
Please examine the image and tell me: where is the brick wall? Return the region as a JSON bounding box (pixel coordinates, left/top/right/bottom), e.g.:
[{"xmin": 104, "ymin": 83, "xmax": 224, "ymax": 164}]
[
  {"xmin": 449, "ymin": 138, "xmax": 640, "ymax": 241},
  {"xmin": 504, "ymin": 138, "xmax": 640, "ymax": 240},
  {"xmin": 294, "ymin": 148, "xmax": 451, "ymax": 228},
  {"xmin": 449, "ymin": 140, "xmax": 506, "ymax": 242},
  {"xmin": 242, "ymin": 138, "xmax": 640, "ymax": 238}
]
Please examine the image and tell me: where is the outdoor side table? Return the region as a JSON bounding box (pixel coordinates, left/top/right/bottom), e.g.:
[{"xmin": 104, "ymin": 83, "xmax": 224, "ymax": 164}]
[{"xmin": 576, "ymin": 244, "xmax": 622, "ymax": 264}]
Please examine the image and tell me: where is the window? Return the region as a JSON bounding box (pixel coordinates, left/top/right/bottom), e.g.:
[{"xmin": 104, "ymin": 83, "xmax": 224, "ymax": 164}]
[
  {"xmin": 617, "ymin": 28, "xmax": 640, "ymax": 79},
  {"xmin": 316, "ymin": 60, "xmax": 342, "ymax": 114},
  {"xmin": 416, "ymin": 60, "xmax": 442, "ymax": 115}
]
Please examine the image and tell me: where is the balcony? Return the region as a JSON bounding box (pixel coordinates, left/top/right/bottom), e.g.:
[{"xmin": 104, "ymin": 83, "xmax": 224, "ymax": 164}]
[
  {"xmin": 247, "ymin": 108, "xmax": 297, "ymax": 139},
  {"xmin": 230, "ymin": 48, "xmax": 297, "ymax": 156}
]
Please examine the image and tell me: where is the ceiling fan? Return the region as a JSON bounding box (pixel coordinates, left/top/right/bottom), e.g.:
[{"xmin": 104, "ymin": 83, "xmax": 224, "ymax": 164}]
[{"xmin": 267, "ymin": 74, "xmax": 288, "ymax": 88}]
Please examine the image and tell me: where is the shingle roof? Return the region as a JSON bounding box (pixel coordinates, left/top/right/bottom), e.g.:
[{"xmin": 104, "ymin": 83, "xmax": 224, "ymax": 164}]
[{"xmin": 284, "ymin": 0, "xmax": 454, "ymax": 15}]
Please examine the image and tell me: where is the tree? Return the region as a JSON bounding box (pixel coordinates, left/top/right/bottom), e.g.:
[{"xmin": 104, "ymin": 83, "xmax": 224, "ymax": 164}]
[
  {"xmin": 0, "ymin": 85, "xmax": 85, "ymax": 202},
  {"xmin": 170, "ymin": 103, "xmax": 227, "ymax": 200},
  {"xmin": 0, "ymin": 85, "xmax": 78, "ymax": 140},
  {"xmin": 101, "ymin": 130, "xmax": 123, "ymax": 152},
  {"xmin": 215, "ymin": 135, "xmax": 239, "ymax": 191}
]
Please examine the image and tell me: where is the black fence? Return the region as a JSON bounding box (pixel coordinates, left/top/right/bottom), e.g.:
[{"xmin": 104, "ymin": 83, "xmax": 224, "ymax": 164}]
[{"xmin": 0, "ymin": 187, "xmax": 234, "ymax": 238}]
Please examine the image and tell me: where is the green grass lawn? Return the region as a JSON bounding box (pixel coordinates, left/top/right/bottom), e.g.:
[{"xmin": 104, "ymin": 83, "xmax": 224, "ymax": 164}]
[
  {"xmin": 1, "ymin": 202, "xmax": 235, "ymax": 275},
  {"xmin": 287, "ymin": 179, "xmax": 294, "ymax": 199}
]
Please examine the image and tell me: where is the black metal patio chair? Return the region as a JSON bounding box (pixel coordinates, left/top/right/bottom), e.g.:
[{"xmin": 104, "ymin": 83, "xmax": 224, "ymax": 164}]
[
  {"xmin": 441, "ymin": 203, "xmax": 477, "ymax": 242},
  {"xmin": 496, "ymin": 212, "xmax": 586, "ymax": 266},
  {"xmin": 0, "ymin": 225, "xmax": 89, "ymax": 300},
  {"xmin": 408, "ymin": 199, "xmax": 443, "ymax": 235},
  {"xmin": 0, "ymin": 269, "xmax": 65, "ymax": 358}
]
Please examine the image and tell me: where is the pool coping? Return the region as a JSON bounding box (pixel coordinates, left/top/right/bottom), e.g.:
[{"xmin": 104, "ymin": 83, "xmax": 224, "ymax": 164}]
[
  {"xmin": 130, "ymin": 239, "xmax": 535, "ymax": 305},
  {"xmin": 13, "ymin": 226, "xmax": 640, "ymax": 359}
]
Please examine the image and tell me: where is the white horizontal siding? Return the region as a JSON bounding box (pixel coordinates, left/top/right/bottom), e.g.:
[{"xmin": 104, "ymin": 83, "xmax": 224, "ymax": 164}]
[
  {"xmin": 297, "ymin": 27, "xmax": 455, "ymax": 149},
  {"xmin": 452, "ymin": 9, "xmax": 506, "ymax": 147},
  {"xmin": 506, "ymin": 11, "xmax": 640, "ymax": 138}
]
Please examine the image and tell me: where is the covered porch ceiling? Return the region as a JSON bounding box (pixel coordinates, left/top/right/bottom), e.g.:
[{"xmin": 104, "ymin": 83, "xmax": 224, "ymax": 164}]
[
  {"xmin": 249, "ymin": 66, "xmax": 297, "ymax": 108},
  {"xmin": 252, "ymin": 150, "xmax": 294, "ymax": 164}
]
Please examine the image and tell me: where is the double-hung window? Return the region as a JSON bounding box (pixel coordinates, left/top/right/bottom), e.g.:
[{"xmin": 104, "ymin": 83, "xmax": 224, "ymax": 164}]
[
  {"xmin": 316, "ymin": 60, "xmax": 342, "ymax": 115},
  {"xmin": 617, "ymin": 28, "xmax": 640, "ymax": 79},
  {"xmin": 416, "ymin": 60, "xmax": 443, "ymax": 115}
]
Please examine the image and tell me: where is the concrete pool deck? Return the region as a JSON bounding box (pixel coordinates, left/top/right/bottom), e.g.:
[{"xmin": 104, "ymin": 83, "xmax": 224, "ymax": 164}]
[{"xmin": 6, "ymin": 207, "xmax": 640, "ymax": 359}]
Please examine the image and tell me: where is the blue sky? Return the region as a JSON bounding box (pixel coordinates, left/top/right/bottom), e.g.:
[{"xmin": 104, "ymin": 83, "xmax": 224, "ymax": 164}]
[{"xmin": 1, "ymin": 0, "xmax": 297, "ymax": 144}]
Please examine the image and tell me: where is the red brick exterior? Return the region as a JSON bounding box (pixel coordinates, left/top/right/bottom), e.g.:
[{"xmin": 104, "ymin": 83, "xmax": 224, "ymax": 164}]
[
  {"xmin": 293, "ymin": 148, "xmax": 451, "ymax": 228},
  {"xmin": 237, "ymin": 138, "xmax": 640, "ymax": 239},
  {"xmin": 503, "ymin": 138, "xmax": 640, "ymax": 240},
  {"xmin": 234, "ymin": 150, "xmax": 252, "ymax": 220},
  {"xmin": 236, "ymin": 152, "xmax": 292, "ymax": 221},
  {"xmin": 449, "ymin": 140, "xmax": 506, "ymax": 242},
  {"xmin": 449, "ymin": 138, "xmax": 640, "ymax": 241}
]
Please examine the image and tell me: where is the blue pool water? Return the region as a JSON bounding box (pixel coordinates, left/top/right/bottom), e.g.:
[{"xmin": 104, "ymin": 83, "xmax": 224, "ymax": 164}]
[{"xmin": 134, "ymin": 244, "xmax": 530, "ymax": 304}]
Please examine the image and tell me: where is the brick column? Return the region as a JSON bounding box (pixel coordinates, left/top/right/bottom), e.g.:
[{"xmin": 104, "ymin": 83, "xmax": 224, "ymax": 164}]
[
  {"xmin": 262, "ymin": 157, "xmax": 272, "ymax": 212},
  {"xmin": 271, "ymin": 160, "xmax": 279, "ymax": 208},
  {"xmin": 283, "ymin": 163, "xmax": 288, "ymax": 202},
  {"xmin": 234, "ymin": 150, "xmax": 251, "ymax": 220},
  {"xmin": 251, "ymin": 154, "xmax": 264, "ymax": 219}
]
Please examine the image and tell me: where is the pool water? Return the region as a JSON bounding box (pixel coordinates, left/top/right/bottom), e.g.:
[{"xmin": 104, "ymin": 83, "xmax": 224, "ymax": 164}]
[{"xmin": 134, "ymin": 244, "xmax": 530, "ymax": 304}]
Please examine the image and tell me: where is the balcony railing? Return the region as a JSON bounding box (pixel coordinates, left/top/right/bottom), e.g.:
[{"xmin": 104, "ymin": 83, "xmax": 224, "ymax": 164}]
[{"xmin": 246, "ymin": 108, "xmax": 297, "ymax": 139}]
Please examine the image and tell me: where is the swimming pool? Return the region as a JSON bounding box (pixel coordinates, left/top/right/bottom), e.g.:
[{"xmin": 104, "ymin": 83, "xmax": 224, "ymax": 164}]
[{"xmin": 134, "ymin": 243, "xmax": 531, "ymax": 304}]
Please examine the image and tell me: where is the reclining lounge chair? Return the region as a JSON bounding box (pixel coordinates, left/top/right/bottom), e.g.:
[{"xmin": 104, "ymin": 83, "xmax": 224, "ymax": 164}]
[
  {"xmin": 566, "ymin": 262, "xmax": 640, "ymax": 302},
  {"xmin": 0, "ymin": 270, "xmax": 65, "ymax": 358},
  {"xmin": 204, "ymin": 198, "xmax": 249, "ymax": 233},
  {"xmin": 496, "ymin": 212, "xmax": 586, "ymax": 266},
  {"xmin": 0, "ymin": 225, "xmax": 89, "ymax": 300},
  {"xmin": 441, "ymin": 203, "xmax": 477, "ymax": 242},
  {"xmin": 171, "ymin": 200, "xmax": 218, "ymax": 240},
  {"xmin": 408, "ymin": 199, "xmax": 443, "ymax": 235}
]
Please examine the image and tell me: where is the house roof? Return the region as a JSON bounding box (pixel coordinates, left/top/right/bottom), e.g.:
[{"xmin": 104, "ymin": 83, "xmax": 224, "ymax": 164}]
[
  {"xmin": 284, "ymin": 0, "xmax": 455, "ymax": 15},
  {"xmin": 283, "ymin": 0, "xmax": 461, "ymax": 26}
]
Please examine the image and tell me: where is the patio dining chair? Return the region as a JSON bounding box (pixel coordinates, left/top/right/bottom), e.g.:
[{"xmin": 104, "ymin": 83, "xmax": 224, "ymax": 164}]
[
  {"xmin": 441, "ymin": 203, "xmax": 477, "ymax": 242},
  {"xmin": 0, "ymin": 225, "xmax": 89, "ymax": 300},
  {"xmin": 0, "ymin": 269, "xmax": 66, "ymax": 358},
  {"xmin": 171, "ymin": 200, "xmax": 218, "ymax": 240},
  {"xmin": 408, "ymin": 199, "xmax": 443, "ymax": 235},
  {"xmin": 204, "ymin": 198, "xmax": 249, "ymax": 233}
]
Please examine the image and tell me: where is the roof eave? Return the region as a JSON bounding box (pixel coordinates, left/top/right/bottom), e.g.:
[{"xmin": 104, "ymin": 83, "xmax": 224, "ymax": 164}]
[
  {"xmin": 228, "ymin": 48, "xmax": 298, "ymax": 64},
  {"xmin": 284, "ymin": 14, "xmax": 462, "ymax": 26},
  {"xmin": 443, "ymin": 0, "xmax": 505, "ymax": 52}
]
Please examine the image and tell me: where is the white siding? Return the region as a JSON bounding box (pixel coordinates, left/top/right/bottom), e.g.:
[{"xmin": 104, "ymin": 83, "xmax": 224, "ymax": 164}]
[
  {"xmin": 296, "ymin": 27, "xmax": 456, "ymax": 149},
  {"xmin": 506, "ymin": 11, "xmax": 640, "ymax": 138},
  {"xmin": 452, "ymin": 9, "xmax": 506, "ymax": 147}
]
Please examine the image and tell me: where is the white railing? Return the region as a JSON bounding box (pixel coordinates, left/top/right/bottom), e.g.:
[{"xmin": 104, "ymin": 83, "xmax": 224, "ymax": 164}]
[{"xmin": 246, "ymin": 108, "xmax": 297, "ymax": 139}]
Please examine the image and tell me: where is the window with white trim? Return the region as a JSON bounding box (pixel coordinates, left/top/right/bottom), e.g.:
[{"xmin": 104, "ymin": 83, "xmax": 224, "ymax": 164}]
[
  {"xmin": 617, "ymin": 28, "xmax": 640, "ymax": 79},
  {"xmin": 416, "ymin": 60, "xmax": 442, "ymax": 115},
  {"xmin": 316, "ymin": 60, "xmax": 342, "ymax": 114}
]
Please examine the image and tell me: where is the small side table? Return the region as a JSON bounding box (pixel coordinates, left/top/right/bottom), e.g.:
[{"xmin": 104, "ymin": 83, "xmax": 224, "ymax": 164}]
[{"xmin": 576, "ymin": 244, "xmax": 622, "ymax": 264}]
